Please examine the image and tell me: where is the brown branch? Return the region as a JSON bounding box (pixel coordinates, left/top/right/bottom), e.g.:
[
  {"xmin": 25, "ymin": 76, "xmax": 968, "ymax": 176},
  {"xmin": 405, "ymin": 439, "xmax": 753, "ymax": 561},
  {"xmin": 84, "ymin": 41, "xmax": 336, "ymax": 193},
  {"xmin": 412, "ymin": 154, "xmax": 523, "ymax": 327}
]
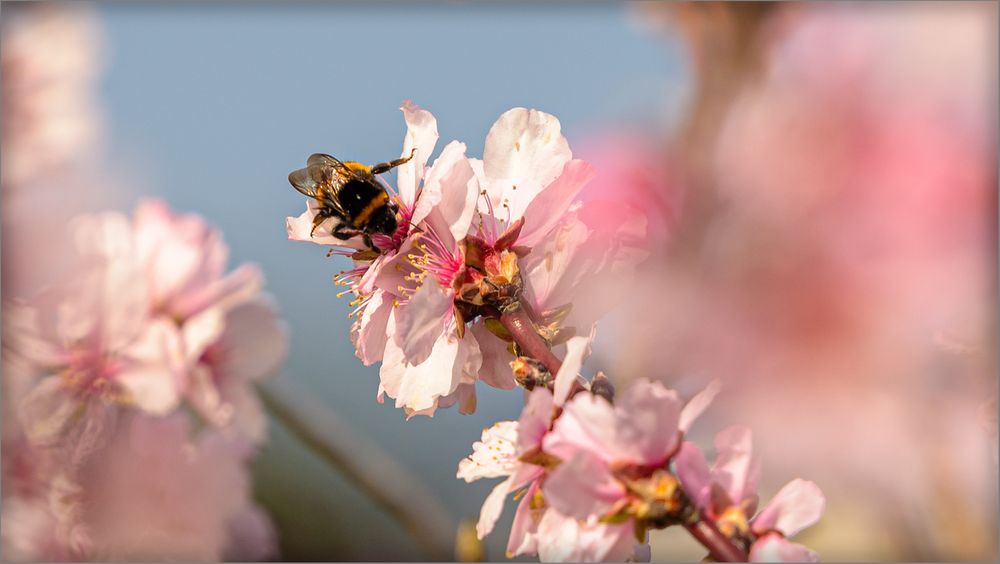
[
  {"xmin": 684, "ymin": 519, "xmax": 748, "ymax": 562},
  {"xmin": 258, "ymin": 378, "xmax": 455, "ymax": 561}
]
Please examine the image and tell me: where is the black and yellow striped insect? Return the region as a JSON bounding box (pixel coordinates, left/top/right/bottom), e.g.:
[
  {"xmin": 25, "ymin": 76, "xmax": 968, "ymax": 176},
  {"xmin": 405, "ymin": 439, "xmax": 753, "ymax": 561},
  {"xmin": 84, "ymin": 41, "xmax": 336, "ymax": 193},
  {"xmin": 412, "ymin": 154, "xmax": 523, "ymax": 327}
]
[{"xmin": 288, "ymin": 149, "xmax": 414, "ymax": 246}]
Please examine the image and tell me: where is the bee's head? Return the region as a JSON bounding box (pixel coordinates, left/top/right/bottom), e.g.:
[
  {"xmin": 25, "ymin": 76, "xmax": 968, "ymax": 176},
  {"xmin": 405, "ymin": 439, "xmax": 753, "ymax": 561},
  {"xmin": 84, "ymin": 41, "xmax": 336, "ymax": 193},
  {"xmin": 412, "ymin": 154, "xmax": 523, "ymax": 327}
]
[{"xmin": 369, "ymin": 204, "xmax": 398, "ymax": 237}]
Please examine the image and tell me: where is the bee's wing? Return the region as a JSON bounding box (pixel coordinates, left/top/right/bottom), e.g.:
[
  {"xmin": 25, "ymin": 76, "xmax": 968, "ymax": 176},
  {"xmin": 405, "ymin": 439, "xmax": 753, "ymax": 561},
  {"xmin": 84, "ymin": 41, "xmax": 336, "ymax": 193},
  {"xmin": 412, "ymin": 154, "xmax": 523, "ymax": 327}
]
[{"xmin": 288, "ymin": 153, "xmax": 355, "ymax": 199}]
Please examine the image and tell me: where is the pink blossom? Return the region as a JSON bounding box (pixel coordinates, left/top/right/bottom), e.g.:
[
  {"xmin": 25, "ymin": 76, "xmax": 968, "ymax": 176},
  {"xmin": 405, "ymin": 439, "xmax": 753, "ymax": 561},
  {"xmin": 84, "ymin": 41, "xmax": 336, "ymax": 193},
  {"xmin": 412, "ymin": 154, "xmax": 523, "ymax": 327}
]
[
  {"xmin": 287, "ymin": 102, "xmax": 482, "ymax": 416},
  {"xmin": 6, "ymin": 254, "xmax": 184, "ymax": 449},
  {"xmin": 187, "ymin": 298, "xmax": 287, "ymax": 443},
  {"xmin": 1, "ymin": 4, "xmax": 103, "ymax": 189},
  {"xmin": 73, "ymin": 413, "xmax": 275, "ymax": 561},
  {"xmin": 676, "ymin": 428, "xmax": 825, "ymax": 561},
  {"xmin": 68, "ymin": 201, "xmax": 283, "ymax": 440},
  {"xmin": 129, "ymin": 200, "xmax": 262, "ymax": 322},
  {"xmin": 457, "ymin": 388, "xmax": 552, "ymax": 540},
  {"xmin": 543, "ymin": 378, "xmax": 716, "ymax": 468}
]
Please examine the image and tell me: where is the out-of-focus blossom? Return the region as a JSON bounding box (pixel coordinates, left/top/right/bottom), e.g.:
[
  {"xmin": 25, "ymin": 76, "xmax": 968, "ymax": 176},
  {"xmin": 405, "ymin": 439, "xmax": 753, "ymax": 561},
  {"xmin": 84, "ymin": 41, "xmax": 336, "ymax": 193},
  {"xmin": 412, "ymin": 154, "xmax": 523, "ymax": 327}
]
[
  {"xmin": 1, "ymin": 4, "xmax": 117, "ymax": 302},
  {"xmin": 66, "ymin": 201, "xmax": 284, "ymax": 441},
  {"xmin": 3, "ymin": 201, "xmax": 283, "ymax": 561},
  {"xmin": 75, "ymin": 414, "xmax": 275, "ymax": 561},
  {"xmin": 1, "ymin": 4, "xmax": 102, "ymax": 188},
  {"xmin": 615, "ymin": 3, "xmax": 996, "ymax": 559},
  {"xmin": 6, "ymin": 255, "xmax": 183, "ymax": 450},
  {"xmin": 676, "ymin": 427, "xmax": 825, "ymax": 562}
]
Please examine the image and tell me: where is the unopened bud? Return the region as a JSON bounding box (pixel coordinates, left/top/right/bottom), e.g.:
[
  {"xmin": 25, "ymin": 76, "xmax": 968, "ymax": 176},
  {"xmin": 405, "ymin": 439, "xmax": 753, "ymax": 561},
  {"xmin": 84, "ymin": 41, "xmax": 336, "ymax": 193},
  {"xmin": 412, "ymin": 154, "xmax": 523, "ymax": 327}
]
[
  {"xmin": 590, "ymin": 372, "xmax": 616, "ymax": 403},
  {"xmin": 511, "ymin": 356, "xmax": 551, "ymax": 391}
]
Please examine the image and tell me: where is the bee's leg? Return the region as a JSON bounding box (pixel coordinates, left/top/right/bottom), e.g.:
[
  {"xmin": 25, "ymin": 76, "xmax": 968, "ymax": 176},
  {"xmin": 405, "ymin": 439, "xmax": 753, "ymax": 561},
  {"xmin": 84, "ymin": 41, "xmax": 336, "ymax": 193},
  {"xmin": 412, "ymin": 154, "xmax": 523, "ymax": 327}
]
[
  {"xmin": 362, "ymin": 233, "xmax": 375, "ymax": 250},
  {"xmin": 332, "ymin": 223, "xmax": 362, "ymax": 241},
  {"xmin": 370, "ymin": 148, "xmax": 416, "ymax": 175},
  {"xmin": 310, "ymin": 213, "xmax": 329, "ymax": 236}
]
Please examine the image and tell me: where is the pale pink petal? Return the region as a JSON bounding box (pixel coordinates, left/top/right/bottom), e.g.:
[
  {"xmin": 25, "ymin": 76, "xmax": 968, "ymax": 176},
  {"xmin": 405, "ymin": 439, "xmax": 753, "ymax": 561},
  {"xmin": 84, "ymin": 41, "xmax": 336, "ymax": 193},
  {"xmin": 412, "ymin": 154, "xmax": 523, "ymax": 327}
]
[
  {"xmin": 751, "ymin": 479, "xmax": 826, "ymax": 537},
  {"xmin": 123, "ymin": 318, "xmax": 184, "ymax": 374},
  {"xmin": 470, "ymin": 321, "xmax": 516, "ymax": 390},
  {"xmin": 679, "ymin": 379, "xmax": 721, "ymax": 433},
  {"xmin": 394, "ymin": 333, "xmax": 466, "ymax": 415},
  {"xmin": 285, "ymin": 204, "xmax": 338, "ymax": 246},
  {"xmin": 749, "ymin": 533, "xmax": 819, "ymax": 563},
  {"xmin": 553, "ymin": 334, "xmax": 590, "ymax": 406},
  {"xmin": 170, "ymin": 263, "xmax": 262, "ymax": 320},
  {"xmin": 221, "ymin": 382, "xmax": 268, "ymax": 445},
  {"xmin": 393, "ymin": 278, "xmax": 450, "ymax": 365},
  {"xmin": 222, "ymin": 507, "xmax": 277, "ymax": 561},
  {"xmin": 397, "ymin": 101, "xmax": 439, "ymax": 207},
  {"xmin": 535, "ymin": 510, "xmax": 581, "ymax": 562},
  {"xmin": 18, "ymin": 376, "xmax": 77, "ymax": 446},
  {"xmin": 411, "ymin": 141, "xmax": 475, "ymax": 241},
  {"xmin": 0, "ymin": 496, "xmax": 68, "ymax": 561},
  {"xmin": 520, "ymin": 218, "xmax": 589, "ymax": 310},
  {"xmin": 542, "ymin": 392, "xmax": 619, "ymax": 462},
  {"xmin": 117, "ymin": 363, "xmax": 180, "ymax": 415},
  {"xmin": 216, "ymin": 298, "xmax": 287, "ymax": 383},
  {"xmin": 474, "ymin": 464, "xmax": 542, "ymax": 540},
  {"xmin": 373, "ymin": 237, "xmax": 422, "ymax": 295},
  {"xmin": 675, "ymin": 441, "xmax": 712, "ymax": 510},
  {"xmin": 713, "ymin": 426, "xmax": 759, "ymax": 506},
  {"xmin": 71, "ymin": 210, "xmax": 133, "ymax": 260},
  {"xmin": 517, "ymin": 388, "xmax": 555, "ymax": 453},
  {"xmin": 483, "ymin": 108, "xmax": 572, "ymax": 219},
  {"xmin": 536, "ymin": 511, "xmax": 636, "ymax": 563},
  {"xmin": 2, "ymin": 301, "xmax": 61, "ymax": 366},
  {"xmin": 477, "ymin": 475, "xmax": 514, "ymax": 539},
  {"xmin": 457, "ymin": 420, "xmax": 519, "ymax": 482},
  {"xmin": 354, "ymin": 291, "xmax": 393, "ymax": 366},
  {"xmin": 186, "ymin": 364, "xmax": 232, "ymax": 427},
  {"xmin": 518, "ymin": 159, "xmax": 595, "ymax": 248},
  {"xmin": 285, "ymin": 201, "xmax": 367, "ymax": 249},
  {"xmin": 543, "ymin": 452, "xmax": 624, "ymax": 520},
  {"xmin": 181, "ymin": 308, "xmax": 225, "ymax": 364},
  {"xmin": 377, "ymin": 314, "xmax": 406, "ymax": 400},
  {"xmin": 615, "ymin": 379, "xmax": 682, "ymax": 465},
  {"xmin": 506, "ymin": 482, "xmax": 541, "ymax": 557}
]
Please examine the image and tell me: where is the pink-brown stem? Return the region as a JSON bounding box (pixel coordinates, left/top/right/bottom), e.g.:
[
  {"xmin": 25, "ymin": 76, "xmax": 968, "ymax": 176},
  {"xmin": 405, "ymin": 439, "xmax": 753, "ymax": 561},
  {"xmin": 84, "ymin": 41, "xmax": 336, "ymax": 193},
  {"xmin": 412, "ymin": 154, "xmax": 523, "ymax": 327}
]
[
  {"xmin": 497, "ymin": 306, "xmax": 563, "ymax": 375},
  {"xmin": 685, "ymin": 519, "xmax": 748, "ymax": 562}
]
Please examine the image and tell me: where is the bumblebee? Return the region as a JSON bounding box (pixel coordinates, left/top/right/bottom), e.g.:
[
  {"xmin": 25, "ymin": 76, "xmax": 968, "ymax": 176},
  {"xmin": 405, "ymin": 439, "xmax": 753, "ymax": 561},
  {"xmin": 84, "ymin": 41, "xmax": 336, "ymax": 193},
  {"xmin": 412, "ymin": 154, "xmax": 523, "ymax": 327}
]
[{"xmin": 288, "ymin": 149, "xmax": 414, "ymax": 245}]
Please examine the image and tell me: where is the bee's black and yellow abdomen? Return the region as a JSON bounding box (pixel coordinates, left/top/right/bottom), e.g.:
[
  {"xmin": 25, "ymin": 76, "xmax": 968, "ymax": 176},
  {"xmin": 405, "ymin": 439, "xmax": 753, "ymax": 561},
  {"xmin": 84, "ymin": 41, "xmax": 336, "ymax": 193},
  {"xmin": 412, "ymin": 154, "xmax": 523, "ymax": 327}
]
[{"xmin": 338, "ymin": 178, "xmax": 389, "ymax": 228}]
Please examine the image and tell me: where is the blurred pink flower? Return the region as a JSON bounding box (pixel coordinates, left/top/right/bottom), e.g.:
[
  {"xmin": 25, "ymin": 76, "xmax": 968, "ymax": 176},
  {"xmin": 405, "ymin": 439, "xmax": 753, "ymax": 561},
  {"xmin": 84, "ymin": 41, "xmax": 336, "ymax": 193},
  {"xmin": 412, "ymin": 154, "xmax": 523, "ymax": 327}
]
[
  {"xmin": 130, "ymin": 200, "xmax": 262, "ymax": 322},
  {"xmin": 68, "ymin": 200, "xmax": 283, "ymax": 441},
  {"xmin": 6, "ymin": 255, "xmax": 183, "ymax": 450},
  {"xmin": 676, "ymin": 427, "xmax": 825, "ymax": 562},
  {"xmin": 1, "ymin": 4, "xmax": 103, "ymax": 188},
  {"xmin": 72, "ymin": 413, "xmax": 275, "ymax": 561}
]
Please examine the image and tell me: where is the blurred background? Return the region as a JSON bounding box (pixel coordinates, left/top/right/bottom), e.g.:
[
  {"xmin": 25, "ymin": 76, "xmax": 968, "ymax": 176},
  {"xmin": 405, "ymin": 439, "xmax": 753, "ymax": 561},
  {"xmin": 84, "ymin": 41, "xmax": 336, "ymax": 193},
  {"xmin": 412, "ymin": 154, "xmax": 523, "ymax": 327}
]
[{"xmin": 2, "ymin": 1, "xmax": 996, "ymax": 561}]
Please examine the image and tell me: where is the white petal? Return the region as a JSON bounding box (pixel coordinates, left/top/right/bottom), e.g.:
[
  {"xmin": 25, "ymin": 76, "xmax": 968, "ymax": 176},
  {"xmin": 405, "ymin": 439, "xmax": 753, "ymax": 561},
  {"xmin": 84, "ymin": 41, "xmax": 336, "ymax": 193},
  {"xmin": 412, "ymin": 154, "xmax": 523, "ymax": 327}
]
[
  {"xmin": 752, "ymin": 479, "xmax": 825, "ymax": 537},
  {"xmin": 483, "ymin": 108, "xmax": 572, "ymax": 197},
  {"xmin": 393, "ymin": 278, "xmax": 450, "ymax": 366},
  {"xmin": 354, "ymin": 291, "xmax": 393, "ymax": 366},
  {"xmin": 397, "ymin": 101, "xmax": 439, "ymax": 206},
  {"xmin": 217, "ymin": 298, "xmax": 287, "ymax": 382},
  {"xmin": 18, "ymin": 376, "xmax": 77, "ymax": 446},
  {"xmin": 553, "ymin": 335, "xmax": 590, "ymax": 406},
  {"xmin": 679, "ymin": 379, "xmax": 721, "ymax": 433},
  {"xmin": 518, "ymin": 159, "xmax": 594, "ymax": 248}
]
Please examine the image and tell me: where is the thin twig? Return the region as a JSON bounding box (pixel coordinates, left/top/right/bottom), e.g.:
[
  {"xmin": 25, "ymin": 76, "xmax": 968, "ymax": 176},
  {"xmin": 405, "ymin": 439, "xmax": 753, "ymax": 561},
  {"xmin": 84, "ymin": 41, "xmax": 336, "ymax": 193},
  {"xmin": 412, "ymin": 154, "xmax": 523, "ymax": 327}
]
[
  {"xmin": 685, "ymin": 519, "xmax": 748, "ymax": 562},
  {"xmin": 258, "ymin": 378, "xmax": 455, "ymax": 561}
]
